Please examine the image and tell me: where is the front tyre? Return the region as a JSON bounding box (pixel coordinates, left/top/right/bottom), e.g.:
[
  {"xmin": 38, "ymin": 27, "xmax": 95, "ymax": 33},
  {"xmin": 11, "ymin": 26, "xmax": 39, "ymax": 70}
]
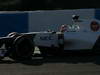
[{"xmin": 9, "ymin": 35, "xmax": 35, "ymax": 60}]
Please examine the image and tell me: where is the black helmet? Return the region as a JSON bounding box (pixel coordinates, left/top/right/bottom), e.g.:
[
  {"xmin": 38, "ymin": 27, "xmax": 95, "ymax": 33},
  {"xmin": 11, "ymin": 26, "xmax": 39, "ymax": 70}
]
[{"xmin": 72, "ymin": 15, "xmax": 79, "ymax": 20}]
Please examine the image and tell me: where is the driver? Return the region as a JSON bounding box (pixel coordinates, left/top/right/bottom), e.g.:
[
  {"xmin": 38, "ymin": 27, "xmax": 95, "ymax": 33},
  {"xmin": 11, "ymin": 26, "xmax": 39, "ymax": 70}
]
[{"xmin": 60, "ymin": 24, "xmax": 67, "ymax": 32}]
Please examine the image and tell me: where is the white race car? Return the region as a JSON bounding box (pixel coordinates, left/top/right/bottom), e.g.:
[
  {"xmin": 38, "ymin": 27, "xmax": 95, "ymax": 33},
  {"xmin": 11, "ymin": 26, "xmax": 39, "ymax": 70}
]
[{"xmin": 0, "ymin": 18, "xmax": 100, "ymax": 60}]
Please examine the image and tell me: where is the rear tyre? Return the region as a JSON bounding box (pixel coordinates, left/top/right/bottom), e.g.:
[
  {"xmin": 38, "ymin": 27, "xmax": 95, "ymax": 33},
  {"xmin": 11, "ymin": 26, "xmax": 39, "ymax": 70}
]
[
  {"xmin": 9, "ymin": 35, "xmax": 34, "ymax": 60},
  {"xmin": 93, "ymin": 37, "xmax": 100, "ymax": 55}
]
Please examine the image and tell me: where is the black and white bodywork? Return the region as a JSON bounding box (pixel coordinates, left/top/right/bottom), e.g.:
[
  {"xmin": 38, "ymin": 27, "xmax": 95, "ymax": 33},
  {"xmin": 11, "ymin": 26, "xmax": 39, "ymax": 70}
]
[{"xmin": 0, "ymin": 17, "xmax": 100, "ymax": 60}]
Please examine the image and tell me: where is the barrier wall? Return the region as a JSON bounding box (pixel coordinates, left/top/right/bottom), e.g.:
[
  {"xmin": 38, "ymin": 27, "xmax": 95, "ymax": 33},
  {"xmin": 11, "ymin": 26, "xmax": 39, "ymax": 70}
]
[
  {"xmin": 29, "ymin": 9, "xmax": 95, "ymax": 32},
  {"xmin": 95, "ymin": 9, "xmax": 100, "ymax": 20},
  {"xmin": 0, "ymin": 9, "xmax": 99, "ymax": 36},
  {"xmin": 0, "ymin": 12, "xmax": 28, "ymax": 36}
]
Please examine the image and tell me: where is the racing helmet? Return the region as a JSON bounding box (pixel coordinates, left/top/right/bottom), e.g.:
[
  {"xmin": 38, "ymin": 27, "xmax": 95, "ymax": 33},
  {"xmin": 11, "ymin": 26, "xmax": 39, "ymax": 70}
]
[{"xmin": 72, "ymin": 15, "xmax": 79, "ymax": 20}]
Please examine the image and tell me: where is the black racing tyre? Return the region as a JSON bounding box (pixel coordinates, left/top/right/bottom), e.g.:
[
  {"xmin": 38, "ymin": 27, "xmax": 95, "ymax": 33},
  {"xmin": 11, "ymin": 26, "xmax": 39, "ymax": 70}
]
[
  {"xmin": 93, "ymin": 37, "xmax": 100, "ymax": 55},
  {"xmin": 4, "ymin": 32, "xmax": 20, "ymax": 58},
  {"xmin": 93, "ymin": 45, "xmax": 100, "ymax": 55},
  {"xmin": 0, "ymin": 32, "xmax": 21, "ymax": 60},
  {"xmin": 9, "ymin": 35, "xmax": 35, "ymax": 60}
]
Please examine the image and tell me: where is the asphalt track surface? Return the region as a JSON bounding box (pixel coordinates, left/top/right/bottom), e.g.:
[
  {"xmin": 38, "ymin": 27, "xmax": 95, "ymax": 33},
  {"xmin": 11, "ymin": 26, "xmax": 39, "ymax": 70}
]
[{"xmin": 0, "ymin": 50, "xmax": 100, "ymax": 75}]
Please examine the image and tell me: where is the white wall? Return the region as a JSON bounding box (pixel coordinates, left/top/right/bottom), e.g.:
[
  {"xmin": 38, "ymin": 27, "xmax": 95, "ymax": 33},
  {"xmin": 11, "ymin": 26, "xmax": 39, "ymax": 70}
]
[{"xmin": 29, "ymin": 9, "xmax": 95, "ymax": 32}]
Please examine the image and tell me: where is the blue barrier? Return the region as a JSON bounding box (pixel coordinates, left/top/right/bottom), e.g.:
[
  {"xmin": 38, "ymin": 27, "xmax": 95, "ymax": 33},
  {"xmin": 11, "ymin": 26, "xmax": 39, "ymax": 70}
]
[
  {"xmin": 0, "ymin": 12, "xmax": 28, "ymax": 36},
  {"xmin": 0, "ymin": 9, "xmax": 98, "ymax": 36},
  {"xmin": 95, "ymin": 9, "xmax": 100, "ymax": 20}
]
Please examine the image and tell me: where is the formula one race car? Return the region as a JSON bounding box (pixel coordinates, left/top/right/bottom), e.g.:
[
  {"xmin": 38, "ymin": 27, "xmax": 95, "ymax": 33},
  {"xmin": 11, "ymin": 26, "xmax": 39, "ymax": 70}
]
[{"xmin": 0, "ymin": 18, "xmax": 100, "ymax": 60}]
